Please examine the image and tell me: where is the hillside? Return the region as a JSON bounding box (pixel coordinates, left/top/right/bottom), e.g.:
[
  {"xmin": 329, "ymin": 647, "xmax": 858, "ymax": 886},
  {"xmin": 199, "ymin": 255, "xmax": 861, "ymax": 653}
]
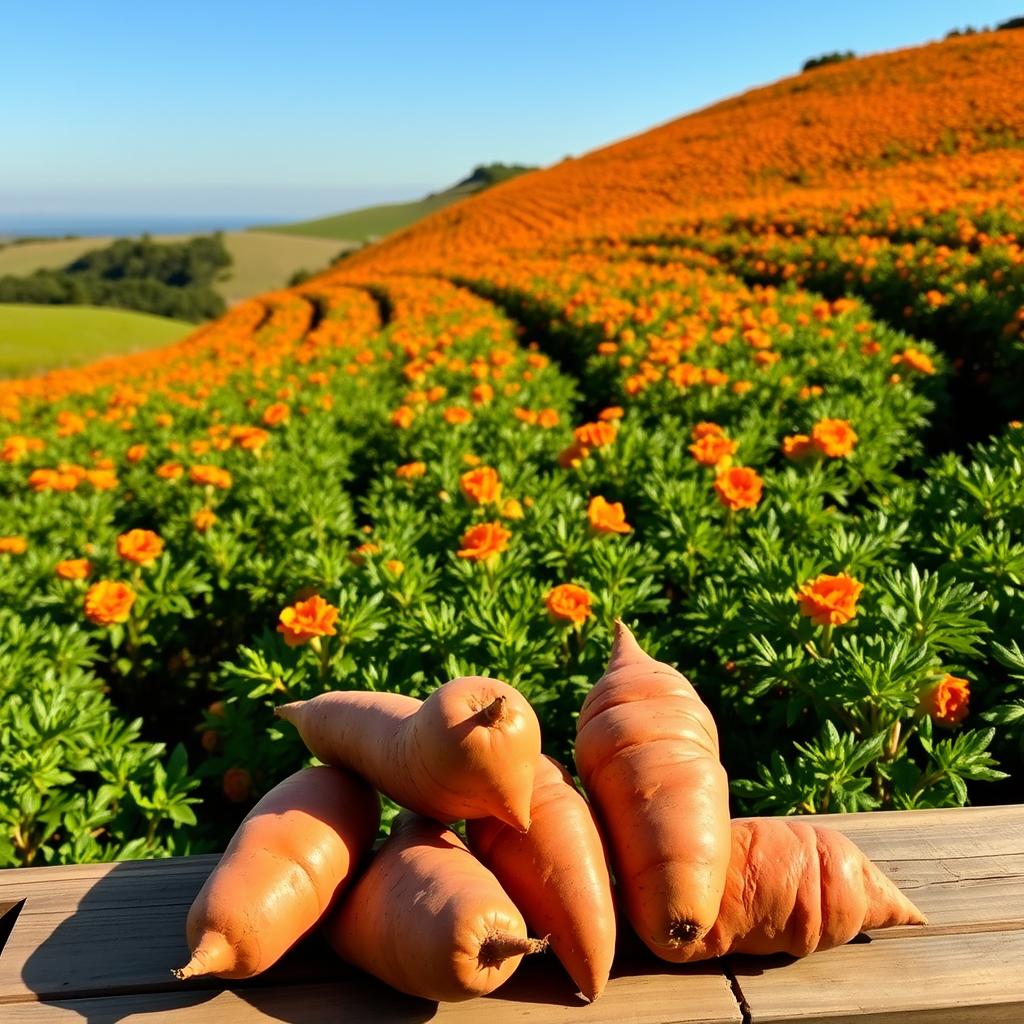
[
  {"xmin": 261, "ymin": 163, "xmax": 537, "ymax": 242},
  {"xmin": 0, "ymin": 303, "xmax": 190, "ymax": 376},
  {"xmin": 0, "ymin": 231, "xmax": 346, "ymax": 304},
  {"xmin": 3, "ymin": 30, "xmax": 1024, "ymax": 868}
]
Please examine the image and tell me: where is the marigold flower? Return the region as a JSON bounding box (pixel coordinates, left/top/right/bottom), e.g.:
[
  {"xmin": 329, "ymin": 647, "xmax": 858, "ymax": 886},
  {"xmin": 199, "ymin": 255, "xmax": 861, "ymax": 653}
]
[
  {"xmin": 471, "ymin": 383, "xmax": 494, "ymax": 405},
  {"xmin": 537, "ymin": 408, "xmax": 560, "ymax": 428},
  {"xmin": 349, "ymin": 541, "xmax": 381, "ymax": 566},
  {"xmin": 501, "ymin": 498, "xmax": 525, "ymax": 520},
  {"xmin": 922, "ymin": 674, "xmax": 970, "ymax": 727},
  {"xmin": 56, "ymin": 557, "xmax": 92, "ymax": 580},
  {"xmin": 230, "ymin": 426, "xmax": 270, "ymax": 452},
  {"xmin": 84, "ymin": 581, "xmax": 136, "ymax": 626},
  {"xmin": 690, "ymin": 434, "xmax": 737, "ymax": 467},
  {"xmin": 262, "ymin": 402, "xmax": 290, "ymax": 426},
  {"xmin": 598, "ymin": 406, "xmax": 624, "ymax": 421},
  {"xmin": 460, "ymin": 466, "xmax": 502, "ymax": 505},
  {"xmin": 546, "ymin": 583, "xmax": 593, "ymax": 626},
  {"xmin": 557, "ymin": 442, "xmax": 589, "ymax": 469},
  {"xmin": 0, "ymin": 536, "xmax": 28, "ymax": 555},
  {"xmin": 189, "ymin": 464, "xmax": 232, "ymax": 489},
  {"xmin": 796, "ymin": 573, "xmax": 863, "ymax": 627},
  {"xmin": 222, "ymin": 767, "xmax": 252, "ymax": 803},
  {"xmin": 573, "ymin": 420, "xmax": 617, "ymax": 448},
  {"xmin": 588, "ymin": 495, "xmax": 632, "ymax": 534},
  {"xmin": 811, "ymin": 418, "xmax": 858, "ymax": 458},
  {"xmin": 457, "ymin": 521, "xmax": 511, "ymax": 561},
  {"xmin": 86, "ymin": 469, "xmax": 119, "ymax": 491},
  {"xmin": 193, "ymin": 508, "xmax": 217, "ymax": 532},
  {"xmin": 396, "ymin": 461, "xmax": 427, "ymax": 480},
  {"xmin": 117, "ymin": 529, "xmax": 164, "ymax": 566},
  {"xmin": 895, "ymin": 348, "xmax": 936, "ymax": 374},
  {"xmin": 384, "ymin": 559, "xmax": 405, "ymax": 576},
  {"xmin": 390, "ymin": 405, "xmax": 415, "ymax": 429},
  {"xmin": 156, "ymin": 462, "xmax": 184, "ymax": 481},
  {"xmin": 443, "ymin": 406, "xmax": 473, "ymax": 425},
  {"xmin": 126, "ymin": 444, "xmax": 148, "ymax": 463},
  {"xmin": 277, "ymin": 594, "xmax": 339, "ymax": 647},
  {"xmin": 714, "ymin": 466, "xmax": 763, "ymax": 511},
  {"xmin": 782, "ymin": 434, "xmax": 816, "ymax": 459},
  {"xmin": 692, "ymin": 421, "xmax": 725, "ymax": 440},
  {"xmin": 56, "ymin": 411, "xmax": 86, "ymax": 437}
]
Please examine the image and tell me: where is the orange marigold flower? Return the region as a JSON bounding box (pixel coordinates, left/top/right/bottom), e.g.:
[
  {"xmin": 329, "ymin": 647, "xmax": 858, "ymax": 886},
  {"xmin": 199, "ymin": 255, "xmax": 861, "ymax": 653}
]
[
  {"xmin": 117, "ymin": 529, "xmax": 164, "ymax": 566},
  {"xmin": 0, "ymin": 536, "xmax": 28, "ymax": 554},
  {"xmin": 471, "ymin": 383, "xmax": 494, "ymax": 405},
  {"xmin": 262, "ymin": 402, "xmax": 290, "ymax": 426},
  {"xmin": 56, "ymin": 411, "xmax": 86, "ymax": 437},
  {"xmin": 811, "ymin": 418, "xmax": 858, "ymax": 458},
  {"xmin": 598, "ymin": 406, "xmax": 624, "ymax": 421},
  {"xmin": 56, "ymin": 557, "xmax": 92, "ymax": 580},
  {"xmin": 692, "ymin": 421, "xmax": 725, "ymax": 440},
  {"xmin": 782, "ymin": 433, "xmax": 816, "ymax": 460},
  {"xmin": 189, "ymin": 464, "xmax": 232, "ymax": 489},
  {"xmin": 28, "ymin": 468, "xmax": 59, "ymax": 492},
  {"xmin": 277, "ymin": 594, "xmax": 339, "ymax": 647},
  {"xmin": 85, "ymin": 469, "xmax": 119, "ymax": 491},
  {"xmin": 443, "ymin": 406, "xmax": 473, "ymax": 425},
  {"xmin": 690, "ymin": 434, "xmax": 737, "ymax": 467},
  {"xmin": 222, "ymin": 767, "xmax": 252, "ymax": 803},
  {"xmin": 588, "ymin": 495, "xmax": 632, "ymax": 534},
  {"xmin": 457, "ymin": 521, "xmax": 511, "ymax": 561},
  {"xmin": 896, "ymin": 348, "xmax": 936, "ymax": 375},
  {"xmin": 501, "ymin": 497, "xmax": 525, "ymax": 520},
  {"xmin": 396, "ymin": 461, "xmax": 427, "ymax": 480},
  {"xmin": 349, "ymin": 541, "xmax": 381, "ymax": 566},
  {"xmin": 557, "ymin": 441, "xmax": 589, "ymax": 469},
  {"xmin": 193, "ymin": 508, "xmax": 217, "ymax": 532},
  {"xmin": 460, "ymin": 466, "xmax": 502, "ymax": 506},
  {"xmin": 573, "ymin": 420, "xmax": 617, "ymax": 448},
  {"xmin": 796, "ymin": 573, "xmax": 863, "ymax": 627},
  {"xmin": 384, "ymin": 559, "xmax": 405, "ymax": 576},
  {"xmin": 230, "ymin": 425, "xmax": 270, "ymax": 452},
  {"xmin": 537, "ymin": 408, "xmax": 560, "ymax": 428},
  {"xmin": 126, "ymin": 444, "xmax": 148, "ymax": 463},
  {"xmin": 84, "ymin": 581, "xmax": 136, "ymax": 626},
  {"xmin": 545, "ymin": 583, "xmax": 593, "ymax": 626},
  {"xmin": 154, "ymin": 413, "xmax": 174, "ymax": 428},
  {"xmin": 714, "ymin": 466, "xmax": 763, "ymax": 511},
  {"xmin": 390, "ymin": 405, "xmax": 415, "ymax": 429},
  {"xmin": 921, "ymin": 674, "xmax": 970, "ymax": 727},
  {"xmin": 156, "ymin": 462, "xmax": 184, "ymax": 481}
]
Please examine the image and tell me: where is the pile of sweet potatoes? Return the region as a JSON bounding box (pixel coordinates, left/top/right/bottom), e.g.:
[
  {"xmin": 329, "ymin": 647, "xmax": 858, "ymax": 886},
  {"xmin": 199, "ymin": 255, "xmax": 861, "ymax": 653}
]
[{"xmin": 174, "ymin": 621, "xmax": 924, "ymax": 1002}]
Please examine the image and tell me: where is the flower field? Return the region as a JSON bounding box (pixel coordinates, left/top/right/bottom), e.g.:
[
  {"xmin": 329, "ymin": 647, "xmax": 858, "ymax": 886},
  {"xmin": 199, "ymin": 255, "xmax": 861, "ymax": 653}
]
[{"xmin": 2, "ymin": 30, "xmax": 1023, "ymax": 867}]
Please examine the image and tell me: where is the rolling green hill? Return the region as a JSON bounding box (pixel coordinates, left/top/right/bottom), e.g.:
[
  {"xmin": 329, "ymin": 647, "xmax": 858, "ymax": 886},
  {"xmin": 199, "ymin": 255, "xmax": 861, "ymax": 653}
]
[
  {"xmin": 0, "ymin": 232, "xmax": 347, "ymax": 304},
  {"xmin": 0, "ymin": 303, "xmax": 191, "ymax": 376},
  {"xmin": 260, "ymin": 163, "xmax": 536, "ymax": 242}
]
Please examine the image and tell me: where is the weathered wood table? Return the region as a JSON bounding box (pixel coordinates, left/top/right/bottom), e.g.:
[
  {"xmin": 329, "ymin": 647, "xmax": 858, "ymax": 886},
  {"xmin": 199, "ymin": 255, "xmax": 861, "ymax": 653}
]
[{"xmin": 0, "ymin": 805, "xmax": 1021, "ymax": 1023}]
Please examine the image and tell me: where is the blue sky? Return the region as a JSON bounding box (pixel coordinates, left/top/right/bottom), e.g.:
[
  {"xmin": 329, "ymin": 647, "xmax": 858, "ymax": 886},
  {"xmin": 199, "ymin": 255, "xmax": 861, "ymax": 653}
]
[{"xmin": 2, "ymin": 1, "xmax": 1021, "ymax": 221}]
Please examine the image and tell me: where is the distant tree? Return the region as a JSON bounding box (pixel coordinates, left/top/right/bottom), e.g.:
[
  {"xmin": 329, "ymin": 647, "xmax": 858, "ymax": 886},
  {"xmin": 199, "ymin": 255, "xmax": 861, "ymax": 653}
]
[
  {"xmin": 802, "ymin": 51, "xmax": 855, "ymax": 72},
  {"xmin": 997, "ymin": 16, "xmax": 1024, "ymax": 30},
  {"xmin": 0, "ymin": 234, "xmax": 231, "ymax": 321}
]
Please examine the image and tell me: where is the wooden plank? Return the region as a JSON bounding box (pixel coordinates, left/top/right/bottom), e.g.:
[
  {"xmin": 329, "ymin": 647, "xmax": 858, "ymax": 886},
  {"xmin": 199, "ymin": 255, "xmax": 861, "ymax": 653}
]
[
  {"xmin": 730, "ymin": 928, "xmax": 1024, "ymax": 1024},
  {"xmin": 1, "ymin": 961, "xmax": 743, "ymax": 1023}
]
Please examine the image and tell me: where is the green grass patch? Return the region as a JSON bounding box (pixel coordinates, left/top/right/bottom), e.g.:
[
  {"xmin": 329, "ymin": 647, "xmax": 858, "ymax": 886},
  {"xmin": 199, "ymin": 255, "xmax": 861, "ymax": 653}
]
[{"xmin": 0, "ymin": 303, "xmax": 192, "ymax": 377}]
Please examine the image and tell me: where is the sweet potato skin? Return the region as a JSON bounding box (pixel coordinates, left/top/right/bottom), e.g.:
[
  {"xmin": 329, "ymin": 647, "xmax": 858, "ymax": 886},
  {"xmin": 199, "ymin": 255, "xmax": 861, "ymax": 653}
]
[
  {"xmin": 671, "ymin": 817, "xmax": 927, "ymax": 961},
  {"xmin": 326, "ymin": 813, "xmax": 539, "ymax": 1002},
  {"xmin": 575, "ymin": 621, "xmax": 731, "ymax": 960},
  {"xmin": 177, "ymin": 765, "xmax": 379, "ymax": 979},
  {"xmin": 276, "ymin": 676, "xmax": 540, "ymax": 831},
  {"xmin": 467, "ymin": 754, "xmax": 616, "ymax": 1001}
]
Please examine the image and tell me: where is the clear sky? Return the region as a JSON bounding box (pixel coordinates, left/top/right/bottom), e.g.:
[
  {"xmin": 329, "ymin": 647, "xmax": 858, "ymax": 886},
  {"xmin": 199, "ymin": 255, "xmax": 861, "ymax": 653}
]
[{"xmin": 2, "ymin": 1, "xmax": 1021, "ymax": 223}]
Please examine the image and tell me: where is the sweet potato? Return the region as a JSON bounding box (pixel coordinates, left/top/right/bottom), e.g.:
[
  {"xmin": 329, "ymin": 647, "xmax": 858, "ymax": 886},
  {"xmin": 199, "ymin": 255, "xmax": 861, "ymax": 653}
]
[
  {"xmin": 325, "ymin": 813, "xmax": 547, "ymax": 1001},
  {"xmin": 174, "ymin": 765, "xmax": 379, "ymax": 979},
  {"xmin": 672, "ymin": 817, "xmax": 927, "ymax": 960},
  {"xmin": 467, "ymin": 754, "xmax": 616, "ymax": 1001},
  {"xmin": 575, "ymin": 621, "xmax": 730, "ymax": 959},
  {"xmin": 276, "ymin": 676, "xmax": 540, "ymax": 831}
]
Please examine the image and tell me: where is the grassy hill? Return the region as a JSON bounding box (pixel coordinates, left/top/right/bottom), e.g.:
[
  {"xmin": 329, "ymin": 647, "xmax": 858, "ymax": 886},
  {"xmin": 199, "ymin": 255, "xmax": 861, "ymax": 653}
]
[
  {"xmin": 0, "ymin": 303, "xmax": 191, "ymax": 376},
  {"xmin": 0, "ymin": 232, "xmax": 347, "ymax": 304},
  {"xmin": 260, "ymin": 163, "xmax": 536, "ymax": 242}
]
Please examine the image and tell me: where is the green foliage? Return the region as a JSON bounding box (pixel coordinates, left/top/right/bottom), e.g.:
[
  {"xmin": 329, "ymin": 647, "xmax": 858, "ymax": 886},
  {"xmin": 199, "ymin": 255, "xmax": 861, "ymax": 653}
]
[
  {"xmin": 802, "ymin": 51, "xmax": 856, "ymax": 73},
  {"xmin": 0, "ymin": 234, "xmax": 231, "ymax": 322}
]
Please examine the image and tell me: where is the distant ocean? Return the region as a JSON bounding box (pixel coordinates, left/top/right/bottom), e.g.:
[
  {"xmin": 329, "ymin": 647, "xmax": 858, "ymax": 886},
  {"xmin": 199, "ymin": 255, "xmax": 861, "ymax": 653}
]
[{"xmin": 0, "ymin": 213, "xmax": 284, "ymax": 239}]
